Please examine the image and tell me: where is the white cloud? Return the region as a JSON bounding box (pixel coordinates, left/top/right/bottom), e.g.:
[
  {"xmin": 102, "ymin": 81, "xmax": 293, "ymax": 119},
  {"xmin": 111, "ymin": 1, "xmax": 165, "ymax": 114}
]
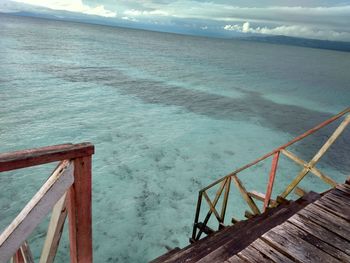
[
  {"xmin": 13, "ymin": 0, "xmax": 117, "ymax": 17},
  {"xmin": 224, "ymin": 22, "xmax": 350, "ymax": 41},
  {"xmin": 124, "ymin": 9, "xmax": 169, "ymax": 17},
  {"xmin": 121, "ymin": 16, "xmax": 138, "ymax": 22}
]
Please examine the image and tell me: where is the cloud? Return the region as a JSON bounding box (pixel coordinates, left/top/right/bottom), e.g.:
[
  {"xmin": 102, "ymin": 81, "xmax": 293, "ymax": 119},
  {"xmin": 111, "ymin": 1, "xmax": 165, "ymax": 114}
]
[
  {"xmin": 13, "ymin": 0, "xmax": 117, "ymax": 17},
  {"xmin": 124, "ymin": 9, "xmax": 169, "ymax": 17},
  {"xmin": 122, "ymin": 16, "xmax": 138, "ymax": 22},
  {"xmin": 224, "ymin": 22, "xmax": 350, "ymax": 41},
  {"xmin": 2, "ymin": 0, "xmax": 350, "ymax": 41}
]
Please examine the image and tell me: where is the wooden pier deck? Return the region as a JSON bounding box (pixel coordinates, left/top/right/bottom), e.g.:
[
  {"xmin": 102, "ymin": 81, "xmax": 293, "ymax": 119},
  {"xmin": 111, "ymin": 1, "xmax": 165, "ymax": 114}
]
[{"xmin": 152, "ymin": 180, "xmax": 350, "ymax": 263}]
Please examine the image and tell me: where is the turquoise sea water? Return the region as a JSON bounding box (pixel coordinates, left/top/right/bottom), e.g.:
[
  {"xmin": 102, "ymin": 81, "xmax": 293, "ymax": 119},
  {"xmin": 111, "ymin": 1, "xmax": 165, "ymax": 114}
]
[{"xmin": 0, "ymin": 14, "xmax": 349, "ymax": 262}]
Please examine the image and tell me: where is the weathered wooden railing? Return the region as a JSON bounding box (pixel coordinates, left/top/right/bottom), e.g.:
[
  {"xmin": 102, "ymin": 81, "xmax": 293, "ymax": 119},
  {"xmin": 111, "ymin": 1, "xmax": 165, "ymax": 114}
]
[
  {"xmin": 0, "ymin": 143, "xmax": 94, "ymax": 263},
  {"xmin": 191, "ymin": 108, "xmax": 350, "ymax": 242}
]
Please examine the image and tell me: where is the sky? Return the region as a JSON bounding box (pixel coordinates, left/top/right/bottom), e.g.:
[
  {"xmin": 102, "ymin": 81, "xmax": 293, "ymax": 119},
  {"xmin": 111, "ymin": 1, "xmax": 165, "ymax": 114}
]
[{"xmin": 1, "ymin": 0, "xmax": 350, "ymax": 41}]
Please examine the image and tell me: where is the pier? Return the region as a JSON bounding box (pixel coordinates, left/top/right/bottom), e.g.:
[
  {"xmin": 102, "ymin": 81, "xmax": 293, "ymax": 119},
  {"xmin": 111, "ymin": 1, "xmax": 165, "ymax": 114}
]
[
  {"xmin": 151, "ymin": 181, "xmax": 350, "ymax": 262},
  {"xmin": 153, "ymin": 107, "xmax": 350, "ymax": 262},
  {"xmin": 0, "ymin": 108, "xmax": 349, "ymax": 262}
]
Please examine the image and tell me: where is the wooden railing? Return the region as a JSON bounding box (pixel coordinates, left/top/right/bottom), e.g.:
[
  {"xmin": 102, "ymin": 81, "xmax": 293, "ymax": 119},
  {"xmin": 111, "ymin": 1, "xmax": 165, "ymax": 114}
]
[
  {"xmin": 191, "ymin": 108, "xmax": 350, "ymax": 242},
  {"xmin": 0, "ymin": 143, "xmax": 94, "ymax": 263}
]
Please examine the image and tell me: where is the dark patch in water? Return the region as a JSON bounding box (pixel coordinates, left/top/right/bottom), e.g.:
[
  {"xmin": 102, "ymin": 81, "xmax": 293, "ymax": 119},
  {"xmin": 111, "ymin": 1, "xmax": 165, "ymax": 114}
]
[{"xmin": 42, "ymin": 65, "xmax": 350, "ymax": 173}]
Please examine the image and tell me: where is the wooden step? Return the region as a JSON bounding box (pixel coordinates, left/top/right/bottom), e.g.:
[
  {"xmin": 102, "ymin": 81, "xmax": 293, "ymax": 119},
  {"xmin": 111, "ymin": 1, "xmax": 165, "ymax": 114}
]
[
  {"xmin": 151, "ymin": 192, "xmax": 321, "ymax": 263},
  {"xmin": 149, "ymin": 247, "xmax": 181, "ymax": 263},
  {"xmin": 195, "ymin": 192, "xmax": 320, "ymax": 263}
]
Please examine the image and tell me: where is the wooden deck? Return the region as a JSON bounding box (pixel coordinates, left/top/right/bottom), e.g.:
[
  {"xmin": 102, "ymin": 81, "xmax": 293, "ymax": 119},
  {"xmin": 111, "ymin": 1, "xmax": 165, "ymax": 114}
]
[{"xmin": 152, "ymin": 181, "xmax": 350, "ymax": 263}]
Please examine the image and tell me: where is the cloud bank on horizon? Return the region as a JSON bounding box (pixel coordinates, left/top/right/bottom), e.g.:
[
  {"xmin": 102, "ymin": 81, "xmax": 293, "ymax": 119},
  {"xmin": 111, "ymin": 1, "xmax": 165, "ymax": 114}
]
[{"xmin": 1, "ymin": 0, "xmax": 350, "ymax": 41}]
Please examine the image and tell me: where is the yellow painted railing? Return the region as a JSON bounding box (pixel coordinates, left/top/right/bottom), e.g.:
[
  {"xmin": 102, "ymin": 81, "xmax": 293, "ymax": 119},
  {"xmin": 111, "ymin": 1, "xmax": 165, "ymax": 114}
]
[{"xmin": 191, "ymin": 108, "xmax": 350, "ymax": 242}]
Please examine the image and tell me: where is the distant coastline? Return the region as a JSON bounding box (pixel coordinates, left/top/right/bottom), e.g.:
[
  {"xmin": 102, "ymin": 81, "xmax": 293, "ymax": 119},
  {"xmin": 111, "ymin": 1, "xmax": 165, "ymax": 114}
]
[
  {"xmin": 238, "ymin": 35, "xmax": 350, "ymax": 52},
  {"xmin": 1, "ymin": 11, "xmax": 350, "ymax": 53}
]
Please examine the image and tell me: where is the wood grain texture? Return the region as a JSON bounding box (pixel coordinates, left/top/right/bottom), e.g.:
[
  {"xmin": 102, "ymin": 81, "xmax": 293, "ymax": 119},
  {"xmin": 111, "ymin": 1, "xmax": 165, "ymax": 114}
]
[
  {"xmin": 288, "ymin": 214, "xmax": 350, "ymax": 258},
  {"xmin": 250, "ymin": 238, "xmax": 294, "ymax": 263},
  {"xmin": 67, "ymin": 156, "xmax": 93, "ymax": 263},
  {"xmin": 262, "ymin": 224, "xmax": 339, "ymax": 263},
  {"xmin": 0, "ymin": 161, "xmax": 74, "ymax": 263},
  {"xmin": 0, "ymin": 143, "xmax": 94, "ymax": 172},
  {"xmin": 40, "ymin": 193, "xmax": 68, "ymax": 263}
]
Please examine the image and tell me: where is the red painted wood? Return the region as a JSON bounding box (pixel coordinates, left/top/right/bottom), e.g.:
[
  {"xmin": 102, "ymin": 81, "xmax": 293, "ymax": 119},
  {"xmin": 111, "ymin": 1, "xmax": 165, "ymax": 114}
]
[
  {"xmin": 14, "ymin": 249, "xmax": 24, "ymax": 263},
  {"xmin": 0, "ymin": 143, "xmax": 94, "ymax": 172},
  {"xmin": 264, "ymin": 151, "xmax": 280, "ymax": 211},
  {"xmin": 67, "ymin": 156, "xmax": 93, "ymax": 263}
]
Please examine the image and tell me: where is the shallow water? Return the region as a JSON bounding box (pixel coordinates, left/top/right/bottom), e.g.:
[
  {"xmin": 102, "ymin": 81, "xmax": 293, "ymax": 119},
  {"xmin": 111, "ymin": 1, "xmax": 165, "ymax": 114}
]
[{"xmin": 0, "ymin": 14, "xmax": 349, "ymax": 262}]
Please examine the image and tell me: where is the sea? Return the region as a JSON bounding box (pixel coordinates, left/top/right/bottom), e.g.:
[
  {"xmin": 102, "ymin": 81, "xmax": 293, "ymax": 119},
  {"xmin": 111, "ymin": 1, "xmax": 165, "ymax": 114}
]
[{"xmin": 0, "ymin": 14, "xmax": 349, "ymax": 262}]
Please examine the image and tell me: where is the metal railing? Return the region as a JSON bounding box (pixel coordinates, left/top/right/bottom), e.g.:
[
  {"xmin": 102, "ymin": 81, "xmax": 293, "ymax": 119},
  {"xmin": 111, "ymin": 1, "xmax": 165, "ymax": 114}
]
[
  {"xmin": 191, "ymin": 108, "xmax": 350, "ymax": 242},
  {"xmin": 0, "ymin": 143, "xmax": 94, "ymax": 263}
]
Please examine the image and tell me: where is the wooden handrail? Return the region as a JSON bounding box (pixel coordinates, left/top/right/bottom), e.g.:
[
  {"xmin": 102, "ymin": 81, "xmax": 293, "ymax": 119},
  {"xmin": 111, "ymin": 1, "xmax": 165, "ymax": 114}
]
[
  {"xmin": 191, "ymin": 108, "xmax": 350, "ymax": 242},
  {"xmin": 0, "ymin": 142, "xmax": 94, "ymax": 263},
  {"xmin": 0, "ymin": 142, "xmax": 94, "ymax": 172}
]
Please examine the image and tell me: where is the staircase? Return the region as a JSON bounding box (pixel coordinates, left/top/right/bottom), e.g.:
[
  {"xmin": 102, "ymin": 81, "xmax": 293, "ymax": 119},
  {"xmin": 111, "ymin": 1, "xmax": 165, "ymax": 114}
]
[{"xmin": 151, "ymin": 192, "xmax": 321, "ymax": 263}]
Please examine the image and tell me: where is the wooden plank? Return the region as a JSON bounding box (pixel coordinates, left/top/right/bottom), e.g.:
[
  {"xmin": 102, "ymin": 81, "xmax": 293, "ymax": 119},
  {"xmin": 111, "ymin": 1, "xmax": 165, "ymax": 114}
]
[
  {"xmin": 300, "ymin": 204, "xmax": 350, "ymax": 241},
  {"xmin": 20, "ymin": 241, "xmax": 34, "ymax": 263},
  {"xmin": 196, "ymin": 180, "xmax": 226, "ymax": 240},
  {"xmin": 280, "ymin": 166, "xmax": 310, "ymax": 199},
  {"xmin": 225, "ymin": 255, "xmax": 246, "ymax": 263},
  {"xmin": 194, "ymin": 192, "xmax": 320, "ymax": 263},
  {"xmin": 321, "ymin": 192, "xmax": 350, "ymax": 209},
  {"xmin": 331, "ymin": 188, "xmax": 350, "ymax": 198},
  {"xmin": 149, "ymin": 247, "xmax": 181, "ymax": 263},
  {"xmin": 314, "ymin": 197, "xmax": 350, "ymax": 221},
  {"xmin": 248, "ymin": 191, "xmax": 277, "ymax": 206},
  {"xmin": 40, "ymin": 193, "xmax": 68, "ymax": 263},
  {"xmin": 262, "ymin": 223, "xmax": 340, "ymax": 263},
  {"xmin": 248, "ymin": 191, "xmax": 265, "ymax": 201},
  {"xmin": 0, "ymin": 161, "xmax": 74, "ymax": 263},
  {"xmin": 203, "ymin": 192, "xmax": 222, "ymax": 223},
  {"xmin": 13, "ymin": 250, "xmax": 24, "ymax": 263},
  {"xmin": 281, "ymin": 115, "xmax": 350, "ymax": 198},
  {"xmin": 250, "ymin": 238, "xmax": 294, "ymax": 263},
  {"xmin": 0, "ymin": 143, "xmax": 94, "ymax": 172},
  {"xmin": 288, "ymin": 213, "xmax": 350, "ymax": 256},
  {"xmin": 336, "ymin": 184, "xmax": 350, "ymax": 195},
  {"xmin": 326, "ymin": 191, "xmax": 350, "ymax": 208},
  {"xmin": 294, "ymin": 186, "xmax": 307, "ymax": 197},
  {"xmin": 264, "ymin": 151, "xmax": 279, "ymax": 210},
  {"xmin": 192, "ymin": 192, "xmax": 203, "ymax": 240},
  {"xmin": 308, "ymin": 114, "xmax": 350, "ymax": 167},
  {"xmin": 281, "ymin": 149, "xmax": 337, "ymax": 186},
  {"xmin": 232, "ymin": 175, "xmax": 260, "ymax": 215},
  {"xmin": 67, "ymin": 156, "xmax": 93, "ymax": 263},
  {"xmin": 238, "ymin": 245, "xmax": 274, "ymax": 262},
  {"xmin": 220, "ymin": 177, "xmax": 231, "ymax": 222},
  {"xmin": 283, "ymin": 221, "xmax": 350, "ymax": 261}
]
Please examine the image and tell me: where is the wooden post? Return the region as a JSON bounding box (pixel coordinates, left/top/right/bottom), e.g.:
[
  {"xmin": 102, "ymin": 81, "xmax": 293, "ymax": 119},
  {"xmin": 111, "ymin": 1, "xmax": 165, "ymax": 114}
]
[
  {"xmin": 264, "ymin": 152, "xmax": 280, "ymax": 211},
  {"xmin": 67, "ymin": 156, "xmax": 93, "ymax": 263},
  {"xmin": 191, "ymin": 192, "xmax": 203, "ymax": 242}
]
